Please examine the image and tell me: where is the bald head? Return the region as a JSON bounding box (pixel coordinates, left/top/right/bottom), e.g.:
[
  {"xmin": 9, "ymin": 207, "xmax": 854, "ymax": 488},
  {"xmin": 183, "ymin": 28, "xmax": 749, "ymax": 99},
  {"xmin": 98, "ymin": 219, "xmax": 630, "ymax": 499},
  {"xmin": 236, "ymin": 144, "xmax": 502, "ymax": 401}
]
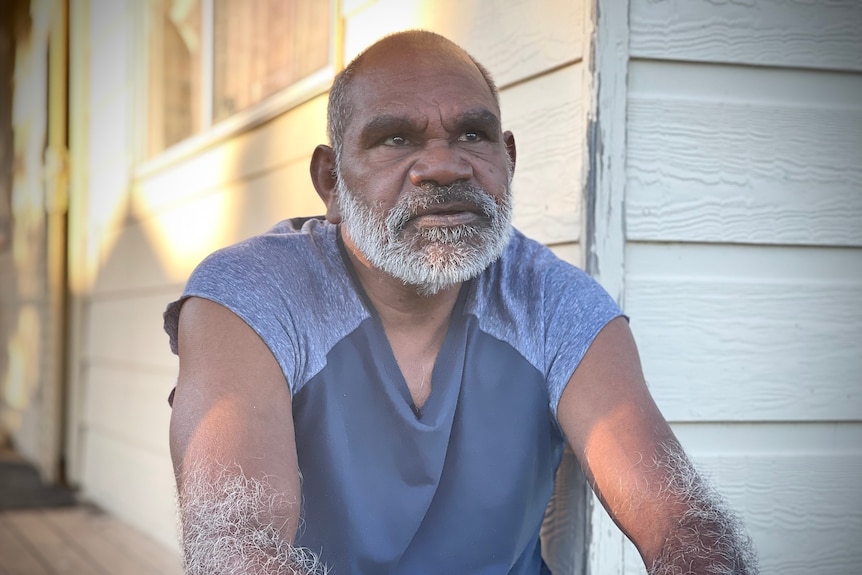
[{"xmin": 327, "ymin": 30, "xmax": 499, "ymax": 158}]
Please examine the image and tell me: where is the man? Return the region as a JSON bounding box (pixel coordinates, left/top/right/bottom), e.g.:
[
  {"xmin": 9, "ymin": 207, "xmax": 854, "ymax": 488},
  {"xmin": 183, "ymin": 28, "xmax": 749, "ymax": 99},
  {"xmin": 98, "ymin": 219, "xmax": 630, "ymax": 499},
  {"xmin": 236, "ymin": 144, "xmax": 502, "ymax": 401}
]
[{"xmin": 164, "ymin": 30, "xmax": 756, "ymax": 575}]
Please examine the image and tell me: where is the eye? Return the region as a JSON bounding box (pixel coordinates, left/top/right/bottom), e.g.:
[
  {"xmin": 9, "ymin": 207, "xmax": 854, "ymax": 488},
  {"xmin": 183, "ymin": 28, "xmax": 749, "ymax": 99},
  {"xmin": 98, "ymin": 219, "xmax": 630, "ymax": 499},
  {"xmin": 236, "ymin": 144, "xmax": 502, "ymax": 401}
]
[
  {"xmin": 383, "ymin": 135, "xmax": 410, "ymax": 146},
  {"xmin": 458, "ymin": 131, "xmax": 485, "ymax": 143}
]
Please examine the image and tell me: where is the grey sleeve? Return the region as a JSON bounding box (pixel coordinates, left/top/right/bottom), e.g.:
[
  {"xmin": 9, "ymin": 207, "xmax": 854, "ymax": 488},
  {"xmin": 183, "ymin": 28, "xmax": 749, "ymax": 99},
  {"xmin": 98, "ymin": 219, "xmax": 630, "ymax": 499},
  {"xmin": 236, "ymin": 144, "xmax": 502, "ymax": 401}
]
[
  {"xmin": 162, "ymin": 240, "xmax": 301, "ymax": 394},
  {"xmin": 543, "ymin": 262, "xmax": 625, "ymax": 417}
]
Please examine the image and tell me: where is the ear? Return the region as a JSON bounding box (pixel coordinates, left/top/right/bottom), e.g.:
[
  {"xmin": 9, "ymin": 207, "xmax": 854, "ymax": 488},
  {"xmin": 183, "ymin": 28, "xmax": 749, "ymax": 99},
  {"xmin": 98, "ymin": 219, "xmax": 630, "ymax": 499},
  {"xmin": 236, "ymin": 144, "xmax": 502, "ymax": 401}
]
[
  {"xmin": 503, "ymin": 130, "xmax": 516, "ymax": 176},
  {"xmin": 310, "ymin": 144, "xmax": 341, "ymax": 224}
]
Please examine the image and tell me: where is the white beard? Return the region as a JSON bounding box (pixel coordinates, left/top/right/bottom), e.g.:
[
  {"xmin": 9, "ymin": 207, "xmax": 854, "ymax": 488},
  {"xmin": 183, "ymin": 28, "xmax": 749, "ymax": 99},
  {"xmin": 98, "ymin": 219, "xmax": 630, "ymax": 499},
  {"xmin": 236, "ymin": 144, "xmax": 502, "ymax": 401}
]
[{"xmin": 336, "ymin": 175, "xmax": 513, "ymax": 296}]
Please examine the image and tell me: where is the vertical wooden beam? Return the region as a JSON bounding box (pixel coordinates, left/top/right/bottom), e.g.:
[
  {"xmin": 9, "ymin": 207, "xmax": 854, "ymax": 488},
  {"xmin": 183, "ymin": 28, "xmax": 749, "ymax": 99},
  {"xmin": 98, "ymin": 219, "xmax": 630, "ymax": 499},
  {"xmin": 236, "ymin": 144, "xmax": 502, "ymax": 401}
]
[
  {"xmin": 43, "ymin": 0, "xmax": 69, "ymax": 485},
  {"xmin": 584, "ymin": 0, "xmax": 630, "ymax": 573},
  {"xmin": 63, "ymin": 0, "xmax": 89, "ymax": 488},
  {"xmin": 585, "ymin": 0, "xmax": 628, "ymax": 304}
]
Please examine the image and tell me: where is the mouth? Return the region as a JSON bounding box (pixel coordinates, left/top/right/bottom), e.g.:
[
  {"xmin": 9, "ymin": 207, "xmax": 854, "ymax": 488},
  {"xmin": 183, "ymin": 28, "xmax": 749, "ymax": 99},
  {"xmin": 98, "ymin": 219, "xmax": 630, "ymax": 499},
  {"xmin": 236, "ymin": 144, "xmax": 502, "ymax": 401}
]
[
  {"xmin": 411, "ymin": 211, "xmax": 480, "ymax": 227},
  {"xmin": 409, "ymin": 202, "xmax": 484, "ymax": 228}
]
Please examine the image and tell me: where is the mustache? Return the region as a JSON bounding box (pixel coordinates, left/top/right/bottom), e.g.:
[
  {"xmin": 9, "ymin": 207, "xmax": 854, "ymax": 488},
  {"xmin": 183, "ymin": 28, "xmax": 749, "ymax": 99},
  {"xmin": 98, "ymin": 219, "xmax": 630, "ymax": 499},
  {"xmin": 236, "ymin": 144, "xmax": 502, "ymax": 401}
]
[{"xmin": 385, "ymin": 182, "xmax": 501, "ymax": 234}]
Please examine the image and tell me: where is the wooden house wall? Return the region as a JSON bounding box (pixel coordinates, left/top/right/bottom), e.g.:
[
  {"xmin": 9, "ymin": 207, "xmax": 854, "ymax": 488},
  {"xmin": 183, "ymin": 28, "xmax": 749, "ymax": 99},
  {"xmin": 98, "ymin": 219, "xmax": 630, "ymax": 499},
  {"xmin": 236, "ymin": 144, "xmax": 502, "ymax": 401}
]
[{"xmin": 615, "ymin": 1, "xmax": 862, "ymax": 573}]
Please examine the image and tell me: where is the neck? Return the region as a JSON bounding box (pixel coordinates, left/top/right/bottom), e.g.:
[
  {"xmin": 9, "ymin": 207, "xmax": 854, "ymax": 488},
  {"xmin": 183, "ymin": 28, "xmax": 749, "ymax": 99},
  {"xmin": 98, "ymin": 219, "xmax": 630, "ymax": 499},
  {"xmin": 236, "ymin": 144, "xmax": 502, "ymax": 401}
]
[
  {"xmin": 340, "ymin": 228, "xmax": 462, "ymax": 331},
  {"xmin": 340, "ymin": 226, "xmax": 463, "ymax": 412}
]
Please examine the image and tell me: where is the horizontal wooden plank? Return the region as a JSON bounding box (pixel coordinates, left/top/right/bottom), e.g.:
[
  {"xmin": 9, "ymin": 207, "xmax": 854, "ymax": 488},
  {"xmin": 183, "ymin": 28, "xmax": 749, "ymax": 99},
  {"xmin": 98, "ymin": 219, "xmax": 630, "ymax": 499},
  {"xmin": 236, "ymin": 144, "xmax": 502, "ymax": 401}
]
[
  {"xmin": 1, "ymin": 508, "xmax": 183, "ymax": 575},
  {"xmin": 547, "ymin": 242, "xmax": 583, "ymax": 269},
  {"xmin": 79, "ymin": 429, "xmax": 180, "ymax": 552},
  {"xmin": 623, "ymin": 422, "xmax": 862, "ymax": 575},
  {"xmin": 92, "ymin": 157, "xmax": 322, "ymax": 294},
  {"xmin": 624, "ymin": 248, "xmax": 862, "ymax": 421},
  {"xmin": 88, "ymin": 509, "xmax": 184, "ymax": 575},
  {"xmin": 626, "ymin": 63, "xmax": 862, "ymax": 246},
  {"xmin": 670, "ymin": 421, "xmax": 862, "ymax": 455},
  {"xmin": 0, "ymin": 515, "xmax": 51, "ymax": 574},
  {"xmin": 43, "ymin": 507, "xmax": 174, "ymax": 575},
  {"xmin": 502, "ymin": 63, "xmax": 585, "ymax": 244},
  {"xmin": 85, "ymin": 289, "xmax": 181, "ymax": 371},
  {"xmin": 82, "ymin": 365, "xmax": 174, "ymax": 455},
  {"xmin": 630, "ymin": 0, "xmax": 862, "ymax": 72},
  {"xmin": 345, "ymin": 0, "xmax": 585, "ymax": 88},
  {"xmin": 626, "ymin": 242, "xmax": 862, "ymax": 283},
  {"xmin": 90, "ymin": 218, "xmax": 183, "ymax": 294},
  {"xmin": 4, "ymin": 510, "xmax": 99, "ymax": 574},
  {"xmin": 629, "ymin": 59, "xmax": 862, "ymax": 105},
  {"xmin": 693, "ymin": 455, "xmax": 862, "ymax": 574}
]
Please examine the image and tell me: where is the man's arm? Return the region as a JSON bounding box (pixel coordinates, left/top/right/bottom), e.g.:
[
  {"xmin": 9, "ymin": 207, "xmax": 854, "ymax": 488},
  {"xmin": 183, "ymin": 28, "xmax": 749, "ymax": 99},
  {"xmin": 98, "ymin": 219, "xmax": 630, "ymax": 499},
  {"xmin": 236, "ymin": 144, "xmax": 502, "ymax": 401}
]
[
  {"xmin": 558, "ymin": 316, "xmax": 757, "ymax": 574},
  {"xmin": 169, "ymin": 297, "xmax": 327, "ymax": 575}
]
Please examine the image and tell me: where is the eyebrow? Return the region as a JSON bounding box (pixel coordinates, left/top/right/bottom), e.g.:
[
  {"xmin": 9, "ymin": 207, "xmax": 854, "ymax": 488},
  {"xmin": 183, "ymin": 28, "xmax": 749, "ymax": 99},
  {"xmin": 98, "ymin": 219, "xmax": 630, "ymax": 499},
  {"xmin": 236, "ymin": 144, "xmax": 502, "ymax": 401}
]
[
  {"xmin": 358, "ymin": 115, "xmax": 423, "ymax": 147},
  {"xmin": 357, "ymin": 108, "xmax": 502, "ymax": 147},
  {"xmin": 449, "ymin": 109, "xmax": 501, "ymax": 137}
]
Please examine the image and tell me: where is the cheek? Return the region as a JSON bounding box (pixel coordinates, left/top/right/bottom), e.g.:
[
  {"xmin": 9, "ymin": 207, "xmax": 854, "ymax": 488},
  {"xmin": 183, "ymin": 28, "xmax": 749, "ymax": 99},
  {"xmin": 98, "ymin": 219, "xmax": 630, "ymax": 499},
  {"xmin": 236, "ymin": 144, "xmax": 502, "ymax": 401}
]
[{"xmin": 348, "ymin": 174, "xmax": 410, "ymax": 209}]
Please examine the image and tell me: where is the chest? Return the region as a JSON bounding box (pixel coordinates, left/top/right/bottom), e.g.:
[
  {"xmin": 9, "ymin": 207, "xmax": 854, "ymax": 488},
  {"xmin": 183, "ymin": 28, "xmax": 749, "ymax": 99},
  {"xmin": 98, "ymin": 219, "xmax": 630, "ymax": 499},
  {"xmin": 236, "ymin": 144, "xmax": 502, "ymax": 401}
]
[{"xmin": 291, "ymin": 323, "xmax": 565, "ymax": 572}]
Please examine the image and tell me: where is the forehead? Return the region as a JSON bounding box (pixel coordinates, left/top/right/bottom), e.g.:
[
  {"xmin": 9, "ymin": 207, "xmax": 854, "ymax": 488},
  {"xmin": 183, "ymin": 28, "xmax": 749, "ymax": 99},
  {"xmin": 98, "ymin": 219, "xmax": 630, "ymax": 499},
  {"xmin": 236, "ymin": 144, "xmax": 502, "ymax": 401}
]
[{"xmin": 347, "ymin": 45, "xmax": 499, "ymax": 127}]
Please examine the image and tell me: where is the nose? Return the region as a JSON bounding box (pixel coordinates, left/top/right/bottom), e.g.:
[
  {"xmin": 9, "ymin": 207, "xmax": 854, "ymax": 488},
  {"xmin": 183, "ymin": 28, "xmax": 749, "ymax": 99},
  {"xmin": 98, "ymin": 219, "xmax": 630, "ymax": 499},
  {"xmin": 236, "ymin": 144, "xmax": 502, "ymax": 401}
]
[{"xmin": 408, "ymin": 141, "xmax": 473, "ymax": 187}]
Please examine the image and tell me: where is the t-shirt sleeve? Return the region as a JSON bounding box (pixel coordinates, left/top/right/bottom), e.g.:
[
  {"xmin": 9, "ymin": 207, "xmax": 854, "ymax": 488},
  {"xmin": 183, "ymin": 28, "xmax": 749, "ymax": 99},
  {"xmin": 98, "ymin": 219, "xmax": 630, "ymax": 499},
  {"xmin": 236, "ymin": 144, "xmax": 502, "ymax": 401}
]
[
  {"xmin": 162, "ymin": 240, "xmax": 301, "ymax": 394},
  {"xmin": 542, "ymin": 261, "xmax": 625, "ymax": 419}
]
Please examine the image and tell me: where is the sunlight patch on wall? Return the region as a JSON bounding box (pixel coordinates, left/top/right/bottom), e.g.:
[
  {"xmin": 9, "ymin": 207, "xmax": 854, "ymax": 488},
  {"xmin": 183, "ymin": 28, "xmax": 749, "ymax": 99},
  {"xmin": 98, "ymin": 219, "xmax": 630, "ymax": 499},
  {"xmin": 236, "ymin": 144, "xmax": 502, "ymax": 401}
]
[
  {"xmin": 136, "ymin": 183, "xmax": 235, "ymax": 284},
  {"xmin": 66, "ymin": 191, "xmax": 131, "ymax": 295},
  {"xmin": 343, "ymin": 0, "xmax": 483, "ymax": 62}
]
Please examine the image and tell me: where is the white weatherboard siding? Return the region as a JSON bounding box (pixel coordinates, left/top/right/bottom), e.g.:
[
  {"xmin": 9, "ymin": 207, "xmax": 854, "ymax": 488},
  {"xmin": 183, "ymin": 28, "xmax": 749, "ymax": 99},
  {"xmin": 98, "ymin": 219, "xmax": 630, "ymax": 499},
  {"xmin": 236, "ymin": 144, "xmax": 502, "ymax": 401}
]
[{"xmin": 617, "ymin": 0, "xmax": 862, "ymax": 573}]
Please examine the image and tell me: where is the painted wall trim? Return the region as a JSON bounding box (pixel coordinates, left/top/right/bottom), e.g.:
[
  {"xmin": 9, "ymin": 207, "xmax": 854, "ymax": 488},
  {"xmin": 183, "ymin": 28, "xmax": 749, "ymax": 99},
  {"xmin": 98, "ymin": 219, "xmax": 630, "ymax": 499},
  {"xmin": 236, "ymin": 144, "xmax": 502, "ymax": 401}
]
[{"xmin": 584, "ymin": 0, "xmax": 630, "ymax": 573}]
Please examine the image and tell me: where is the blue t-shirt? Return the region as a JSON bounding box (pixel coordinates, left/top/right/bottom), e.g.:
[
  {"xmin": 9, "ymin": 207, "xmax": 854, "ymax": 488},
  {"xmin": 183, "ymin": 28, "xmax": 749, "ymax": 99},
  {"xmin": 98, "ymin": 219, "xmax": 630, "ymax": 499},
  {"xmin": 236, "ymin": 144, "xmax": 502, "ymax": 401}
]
[{"xmin": 164, "ymin": 217, "xmax": 622, "ymax": 574}]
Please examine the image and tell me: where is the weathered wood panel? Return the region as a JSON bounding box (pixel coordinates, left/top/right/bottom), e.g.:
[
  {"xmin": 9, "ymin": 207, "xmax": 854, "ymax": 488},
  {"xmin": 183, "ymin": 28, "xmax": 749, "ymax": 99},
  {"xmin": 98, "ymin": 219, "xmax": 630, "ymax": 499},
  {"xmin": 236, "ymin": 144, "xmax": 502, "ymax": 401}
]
[
  {"xmin": 502, "ymin": 64, "xmax": 585, "ymax": 245},
  {"xmin": 80, "ymin": 429, "xmax": 179, "ymax": 552},
  {"xmin": 625, "ymin": 243, "xmax": 862, "ymax": 422},
  {"xmin": 630, "ymin": 0, "xmax": 862, "ymax": 72},
  {"xmin": 626, "ymin": 62, "xmax": 862, "ymax": 246},
  {"xmin": 345, "ymin": 0, "xmax": 585, "ymax": 88}
]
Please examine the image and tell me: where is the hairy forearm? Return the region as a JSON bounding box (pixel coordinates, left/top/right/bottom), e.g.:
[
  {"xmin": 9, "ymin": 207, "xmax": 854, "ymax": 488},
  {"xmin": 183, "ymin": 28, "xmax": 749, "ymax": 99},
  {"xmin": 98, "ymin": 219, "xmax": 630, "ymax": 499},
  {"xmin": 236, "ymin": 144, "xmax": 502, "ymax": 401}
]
[
  {"xmin": 648, "ymin": 443, "xmax": 758, "ymax": 575},
  {"xmin": 177, "ymin": 463, "xmax": 328, "ymax": 575}
]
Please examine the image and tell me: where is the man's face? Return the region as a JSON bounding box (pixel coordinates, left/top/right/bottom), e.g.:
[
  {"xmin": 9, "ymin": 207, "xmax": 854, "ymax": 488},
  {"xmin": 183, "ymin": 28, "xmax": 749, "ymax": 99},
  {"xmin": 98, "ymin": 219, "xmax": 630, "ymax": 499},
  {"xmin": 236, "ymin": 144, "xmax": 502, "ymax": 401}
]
[{"xmin": 334, "ymin": 44, "xmax": 514, "ymax": 295}]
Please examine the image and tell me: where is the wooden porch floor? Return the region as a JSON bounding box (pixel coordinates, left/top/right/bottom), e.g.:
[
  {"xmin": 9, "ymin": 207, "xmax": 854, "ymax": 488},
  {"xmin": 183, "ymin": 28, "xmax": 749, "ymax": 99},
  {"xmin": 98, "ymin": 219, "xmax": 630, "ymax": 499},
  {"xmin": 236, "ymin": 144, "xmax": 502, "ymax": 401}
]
[{"xmin": 0, "ymin": 506, "xmax": 184, "ymax": 575}]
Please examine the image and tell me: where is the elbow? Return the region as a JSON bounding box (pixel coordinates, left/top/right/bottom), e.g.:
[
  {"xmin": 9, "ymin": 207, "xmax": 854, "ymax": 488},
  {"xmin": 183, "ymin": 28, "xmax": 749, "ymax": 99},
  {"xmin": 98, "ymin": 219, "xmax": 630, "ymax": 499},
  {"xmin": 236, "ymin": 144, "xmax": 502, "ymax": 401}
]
[
  {"xmin": 644, "ymin": 443, "xmax": 759, "ymax": 575},
  {"xmin": 177, "ymin": 463, "xmax": 328, "ymax": 575}
]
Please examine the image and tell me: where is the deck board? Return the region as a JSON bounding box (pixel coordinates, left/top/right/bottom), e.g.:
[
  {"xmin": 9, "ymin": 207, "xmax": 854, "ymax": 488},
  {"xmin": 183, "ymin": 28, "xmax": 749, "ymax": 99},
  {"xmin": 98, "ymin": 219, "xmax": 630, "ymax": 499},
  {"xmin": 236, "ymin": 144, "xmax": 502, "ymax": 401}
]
[
  {"xmin": 0, "ymin": 515, "xmax": 51, "ymax": 574},
  {"xmin": 0, "ymin": 507, "xmax": 183, "ymax": 575},
  {"xmin": 3, "ymin": 511, "xmax": 98, "ymax": 574}
]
